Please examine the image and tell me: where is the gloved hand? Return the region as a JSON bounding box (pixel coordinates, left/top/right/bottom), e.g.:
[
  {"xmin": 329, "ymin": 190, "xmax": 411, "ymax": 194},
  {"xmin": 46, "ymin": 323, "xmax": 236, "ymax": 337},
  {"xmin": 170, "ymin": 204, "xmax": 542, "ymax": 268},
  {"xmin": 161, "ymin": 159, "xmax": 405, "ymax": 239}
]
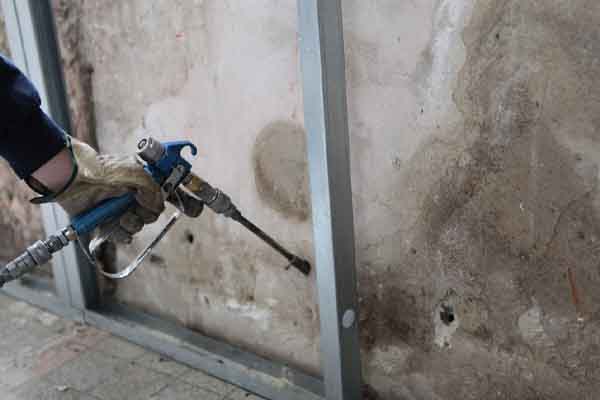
[{"xmin": 32, "ymin": 137, "xmax": 164, "ymax": 243}]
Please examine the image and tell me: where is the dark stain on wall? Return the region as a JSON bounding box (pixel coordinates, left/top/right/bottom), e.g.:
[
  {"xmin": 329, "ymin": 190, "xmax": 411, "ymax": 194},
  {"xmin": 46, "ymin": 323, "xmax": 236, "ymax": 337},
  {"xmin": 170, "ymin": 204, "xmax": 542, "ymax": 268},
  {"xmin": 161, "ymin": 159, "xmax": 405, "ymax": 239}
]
[
  {"xmin": 253, "ymin": 121, "xmax": 311, "ymax": 221},
  {"xmin": 358, "ymin": 0, "xmax": 600, "ymax": 398}
]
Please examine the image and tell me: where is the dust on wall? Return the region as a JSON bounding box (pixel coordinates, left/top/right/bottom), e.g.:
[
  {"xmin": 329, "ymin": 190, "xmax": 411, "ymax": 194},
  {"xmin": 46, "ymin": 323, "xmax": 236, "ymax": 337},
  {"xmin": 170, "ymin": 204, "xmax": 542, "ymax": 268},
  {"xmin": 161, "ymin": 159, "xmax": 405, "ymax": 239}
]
[{"xmin": 53, "ymin": 0, "xmax": 600, "ymax": 399}]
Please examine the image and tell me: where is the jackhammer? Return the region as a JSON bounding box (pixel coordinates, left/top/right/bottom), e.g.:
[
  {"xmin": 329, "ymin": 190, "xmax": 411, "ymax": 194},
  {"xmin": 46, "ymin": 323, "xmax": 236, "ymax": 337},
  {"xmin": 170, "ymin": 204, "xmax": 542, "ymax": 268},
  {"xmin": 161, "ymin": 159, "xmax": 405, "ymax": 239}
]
[{"xmin": 0, "ymin": 137, "xmax": 311, "ymax": 287}]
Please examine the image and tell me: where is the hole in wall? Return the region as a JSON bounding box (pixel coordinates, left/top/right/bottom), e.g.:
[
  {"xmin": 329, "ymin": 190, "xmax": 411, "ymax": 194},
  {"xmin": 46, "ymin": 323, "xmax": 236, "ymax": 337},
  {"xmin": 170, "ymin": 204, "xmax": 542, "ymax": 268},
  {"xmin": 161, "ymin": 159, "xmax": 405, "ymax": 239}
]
[
  {"xmin": 440, "ymin": 304, "xmax": 455, "ymax": 326},
  {"xmin": 184, "ymin": 230, "xmax": 194, "ymax": 244},
  {"xmin": 149, "ymin": 254, "xmax": 165, "ymax": 264}
]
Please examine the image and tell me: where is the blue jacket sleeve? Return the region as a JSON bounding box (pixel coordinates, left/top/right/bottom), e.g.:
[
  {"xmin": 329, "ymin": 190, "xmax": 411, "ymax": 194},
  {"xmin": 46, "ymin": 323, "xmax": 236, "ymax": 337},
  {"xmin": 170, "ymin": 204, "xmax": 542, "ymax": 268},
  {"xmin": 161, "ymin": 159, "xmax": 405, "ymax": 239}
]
[{"xmin": 0, "ymin": 54, "xmax": 66, "ymax": 179}]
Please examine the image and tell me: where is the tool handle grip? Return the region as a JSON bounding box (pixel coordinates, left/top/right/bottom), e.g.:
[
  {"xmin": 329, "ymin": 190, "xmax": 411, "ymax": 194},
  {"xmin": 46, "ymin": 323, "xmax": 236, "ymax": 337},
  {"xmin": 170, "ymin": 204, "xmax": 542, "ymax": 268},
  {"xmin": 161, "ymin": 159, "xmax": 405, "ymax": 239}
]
[{"xmin": 71, "ymin": 193, "xmax": 136, "ymax": 236}]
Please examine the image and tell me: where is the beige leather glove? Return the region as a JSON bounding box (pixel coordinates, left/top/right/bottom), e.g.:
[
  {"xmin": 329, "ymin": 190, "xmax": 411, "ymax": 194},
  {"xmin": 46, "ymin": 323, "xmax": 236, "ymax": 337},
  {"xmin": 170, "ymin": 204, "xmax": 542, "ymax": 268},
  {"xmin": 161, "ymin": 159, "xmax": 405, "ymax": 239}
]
[{"xmin": 33, "ymin": 138, "xmax": 164, "ymax": 243}]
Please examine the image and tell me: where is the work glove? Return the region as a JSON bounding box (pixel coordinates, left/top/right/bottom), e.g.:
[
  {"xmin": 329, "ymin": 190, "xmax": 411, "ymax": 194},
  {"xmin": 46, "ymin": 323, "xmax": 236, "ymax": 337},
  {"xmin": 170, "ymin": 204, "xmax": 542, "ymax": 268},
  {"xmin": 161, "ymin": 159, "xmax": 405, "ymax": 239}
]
[{"xmin": 32, "ymin": 137, "xmax": 164, "ymax": 244}]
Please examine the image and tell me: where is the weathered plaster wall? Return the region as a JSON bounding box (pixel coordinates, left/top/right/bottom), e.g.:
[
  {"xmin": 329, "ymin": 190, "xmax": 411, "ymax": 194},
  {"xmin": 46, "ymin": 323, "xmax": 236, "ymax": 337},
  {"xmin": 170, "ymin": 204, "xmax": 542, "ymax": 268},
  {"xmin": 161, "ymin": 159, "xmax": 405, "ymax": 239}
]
[
  {"xmin": 69, "ymin": 0, "xmax": 320, "ymax": 374},
  {"xmin": 60, "ymin": 0, "xmax": 600, "ymax": 398},
  {"xmin": 348, "ymin": 1, "xmax": 600, "ymax": 398}
]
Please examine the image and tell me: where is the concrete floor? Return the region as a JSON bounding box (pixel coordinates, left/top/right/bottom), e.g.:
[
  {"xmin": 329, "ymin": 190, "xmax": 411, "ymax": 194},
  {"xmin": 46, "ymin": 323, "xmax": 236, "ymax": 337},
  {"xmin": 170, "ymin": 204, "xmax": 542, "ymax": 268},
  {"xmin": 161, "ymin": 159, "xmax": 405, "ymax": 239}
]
[{"xmin": 0, "ymin": 294, "xmax": 263, "ymax": 400}]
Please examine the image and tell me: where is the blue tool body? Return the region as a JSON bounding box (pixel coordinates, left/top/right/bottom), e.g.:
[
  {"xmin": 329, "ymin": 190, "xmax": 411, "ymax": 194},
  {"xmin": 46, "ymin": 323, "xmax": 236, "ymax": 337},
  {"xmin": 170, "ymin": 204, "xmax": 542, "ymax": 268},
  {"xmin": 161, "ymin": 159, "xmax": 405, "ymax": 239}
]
[
  {"xmin": 70, "ymin": 140, "xmax": 196, "ymax": 237},
  {"xmin": 71, "ymin": 193, "xmax": 136, "ymax": 236},
  {"xmin": 143, "ymin": 141, "xmax": 197, "ymax": 184}
]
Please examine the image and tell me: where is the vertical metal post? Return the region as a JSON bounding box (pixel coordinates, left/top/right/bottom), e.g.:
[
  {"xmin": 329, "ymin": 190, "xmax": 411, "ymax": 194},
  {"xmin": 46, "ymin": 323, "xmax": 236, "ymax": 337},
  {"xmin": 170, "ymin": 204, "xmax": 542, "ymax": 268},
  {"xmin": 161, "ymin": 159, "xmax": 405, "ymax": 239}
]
[
  {"xmin": 0, "ymin": 0, "xmax": 98, "ymax": 309},
  {"xmin": 297, "ymin": 2, "xmax": 362, "ymax": 400}
]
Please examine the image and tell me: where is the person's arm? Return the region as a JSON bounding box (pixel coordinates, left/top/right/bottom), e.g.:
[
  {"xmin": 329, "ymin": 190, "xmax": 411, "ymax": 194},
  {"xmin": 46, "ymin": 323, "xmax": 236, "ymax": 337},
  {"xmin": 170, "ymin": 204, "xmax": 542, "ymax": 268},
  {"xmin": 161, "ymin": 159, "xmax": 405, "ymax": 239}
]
[
  {"xmin": 0, "ymin": 54, "xmax": 67, "ymax": 180},
  {"xmin": 30, "ymin": 148, "xmax": 73, "ymax": 192},
  {"xmin": 0, "ymin": 54, "xmax": 165, "ymax": 243}
]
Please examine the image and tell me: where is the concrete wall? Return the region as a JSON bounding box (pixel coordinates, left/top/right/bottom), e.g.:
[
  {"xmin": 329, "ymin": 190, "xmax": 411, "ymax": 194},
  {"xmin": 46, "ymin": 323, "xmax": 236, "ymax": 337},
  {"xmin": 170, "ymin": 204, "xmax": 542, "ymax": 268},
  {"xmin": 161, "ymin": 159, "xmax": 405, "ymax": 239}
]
[{"xmin": 57, "ymin": 0, "xmax": 600, "ymax": 398}]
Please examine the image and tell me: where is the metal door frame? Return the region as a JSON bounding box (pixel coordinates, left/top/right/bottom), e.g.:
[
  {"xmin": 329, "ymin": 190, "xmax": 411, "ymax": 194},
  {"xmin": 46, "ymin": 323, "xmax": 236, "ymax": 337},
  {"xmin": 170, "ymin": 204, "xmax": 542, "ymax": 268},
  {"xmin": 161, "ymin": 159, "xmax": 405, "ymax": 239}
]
[
  {"xmin": 0, "ymin": 1, "xmax": 362, "ymax": 399},
  {"xmin": 298, "ymin": 2, "xmax": 363, "ymax": 399}
]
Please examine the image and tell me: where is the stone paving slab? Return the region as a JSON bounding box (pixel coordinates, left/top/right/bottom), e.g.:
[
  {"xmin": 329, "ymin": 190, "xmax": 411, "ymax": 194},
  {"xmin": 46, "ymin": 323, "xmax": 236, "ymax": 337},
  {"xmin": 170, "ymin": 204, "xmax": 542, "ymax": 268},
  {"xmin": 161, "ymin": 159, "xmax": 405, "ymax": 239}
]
[
  {"xmin": 6, "ymin": 377, "xmax": 101, "ymax": 400},
  {"xmin": 180, "ymin": 369, "xmax": 237, "ymax": 396},
  {"xmin": 134, "ymin": 352, "xmax": 192, "ymax": 378},
  {"xmin": 90, "ymin": 361, "xmax": 170, "ymax": 400},
  {"xmin": 150, "ymin": 381, "xmax": 222, "ymax": 400},
  {"xmin": 92, "ymin": 336, "xmax": 146, "ymax": 361},
  {"xmin": 226, "ymin": 388, "xmax": 265, "ymax": 400},
  {"xmin": 0, "ymin": 335, "xmax": 87, "ymax": 393},
  {"xmin": 0, "ymin": 307, "xmax": 94, "ymax": 393},
  {"xmin": 44, "ymin": 350, "xmax": 126, "ymax": 393}
]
